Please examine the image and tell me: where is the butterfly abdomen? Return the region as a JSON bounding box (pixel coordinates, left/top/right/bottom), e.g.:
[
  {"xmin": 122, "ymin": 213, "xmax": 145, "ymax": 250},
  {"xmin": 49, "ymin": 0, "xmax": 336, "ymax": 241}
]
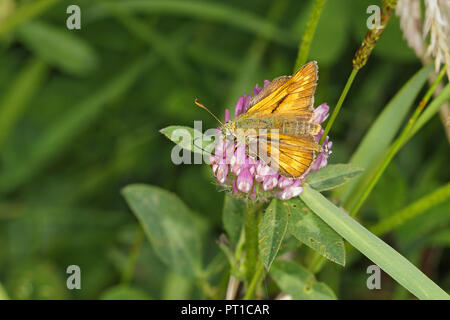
[{"xmin": 280, "ymin": 120, "xmax": 321, "ymax": 136}]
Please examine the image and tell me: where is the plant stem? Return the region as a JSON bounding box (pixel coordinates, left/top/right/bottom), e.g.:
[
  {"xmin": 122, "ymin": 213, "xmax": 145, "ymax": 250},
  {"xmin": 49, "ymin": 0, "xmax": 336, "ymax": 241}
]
[
  {"xmin": 244, "ymin": 204, "xmax": 261, "ymax": 282},
  {"xmin": 243, "ymin": 262, "xmax": 265, "ymax": 300},
  {"xmin": 320, "ymin": 3, "xmax": 394, "ymax": 145},
  {"xmin": 243, "ymin": 202, "xmax": 262, "ymax": 299},
  {"xmin": 307, "ymin": 250, "xmax": 327, "ymax": 274},
  {"xmin": 226, "ymin": 275, "xmax": 240, "ymax": 300},
  {"xmin": 0, "ymin": 0, "xmax": 59, "ymax": 37},
  {"xmin": 294, "ymin": 0, "xmax": 327, "ymax": 71},
  {"xmin": 407, "ymin": 81, "xmax": 450, "ymax": 140},
  {"xmin": 349, "ymin": 65, "xmax": 447, "ymax": 216},
  {"xmin": 120, "ymin": 226, "xmax": 144, "ymax": 284},
  {"xmin": 320, "ymin": 69, "xmax": 358, "ymax": 144}
]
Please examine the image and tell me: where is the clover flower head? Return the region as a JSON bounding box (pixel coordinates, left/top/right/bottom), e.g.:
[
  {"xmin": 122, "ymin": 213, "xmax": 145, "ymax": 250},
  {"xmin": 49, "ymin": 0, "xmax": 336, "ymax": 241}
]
[{"xmin": 209, "ymin": 81, "xmax": 332, "ymax": 202}]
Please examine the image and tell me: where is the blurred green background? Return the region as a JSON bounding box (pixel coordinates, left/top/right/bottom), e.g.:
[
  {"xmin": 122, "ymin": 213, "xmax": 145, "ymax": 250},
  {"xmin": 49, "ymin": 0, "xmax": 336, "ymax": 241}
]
[{"xmin": 0, "ymin": 0, "xmax": 448, "ymax": 299}]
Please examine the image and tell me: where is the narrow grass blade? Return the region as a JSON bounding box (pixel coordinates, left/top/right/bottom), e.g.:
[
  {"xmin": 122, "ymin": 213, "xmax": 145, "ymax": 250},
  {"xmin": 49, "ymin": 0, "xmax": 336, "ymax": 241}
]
[
  {"xmin": 370, "ymin": 182, "xmax": 450, "ymax": 236},
  {"xmin": 87, "ymin": 0, "xmax": 296, "ymax": 47},
  {"xmin": 409, "ymin": 83, "xmax": 450, "ymax": 139},
  {"xmin": 0, "ymin": 56, "xmax": 155, "ymax": 195},
  {"xmin": 0, "ymin": 0, "xmax": 59, "ymax": 38},
  {"xmin": 337, "ymin": 65, "xmax": 433, "ymax": 203},
  {"xmin": 0, "ymin": 58, "xmax": 47, "ymax": 150},
  {"xmin": 300, "ymin": 186, "xmax": 449, "ymax": 300},
  {"xmin": 17, "ymin": 21, "xmax": 99, "ymax": 76},
  {"xmin": 294, "ymin": 0, "xmax": 326, "ymax": 70}
]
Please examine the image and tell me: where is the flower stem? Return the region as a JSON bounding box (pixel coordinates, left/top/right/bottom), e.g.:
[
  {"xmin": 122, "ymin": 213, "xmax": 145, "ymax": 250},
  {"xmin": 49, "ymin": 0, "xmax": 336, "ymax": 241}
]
[
  {"xmin": 243, "ymin": 202, "xmax": 262, "ymax": 299},
  {"xmin": 294, "ymin": 0, "xmax": 327, "ymax": 71},
  {"xmin": 120, "ymin": 226, "xmax": 144, "ymax": 284},
  {"xmin": 307, "ymin": 249, "xmax": 327, "ymax": 274},
  {"xmin": 243, "ymin": 262, "xmax": 265, "ymax": 300},
  {"xmin": 320, "ymin": 2, "xmax": 395, "ymax": 145},
  {"xmin": 348, "ymin": 65, "xmax": 447, "ymax": 216},
  {"xmin": 319, "ymin": 68, "xmax": 358, "ymax": 144}
]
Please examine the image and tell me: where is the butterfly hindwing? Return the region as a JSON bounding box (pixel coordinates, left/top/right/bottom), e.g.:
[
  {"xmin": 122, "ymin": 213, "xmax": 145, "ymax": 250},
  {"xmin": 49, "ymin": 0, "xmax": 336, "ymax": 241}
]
[{"xmin": 247, "ymin": 132, "xmax": 319, "ymax": 178}]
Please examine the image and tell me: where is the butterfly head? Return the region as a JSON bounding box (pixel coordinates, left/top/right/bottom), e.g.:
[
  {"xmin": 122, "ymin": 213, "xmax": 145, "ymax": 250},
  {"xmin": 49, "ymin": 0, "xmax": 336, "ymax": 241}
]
[{"xmin": 221, "ymin": 121, "xmax": 235, "ymax": 135}]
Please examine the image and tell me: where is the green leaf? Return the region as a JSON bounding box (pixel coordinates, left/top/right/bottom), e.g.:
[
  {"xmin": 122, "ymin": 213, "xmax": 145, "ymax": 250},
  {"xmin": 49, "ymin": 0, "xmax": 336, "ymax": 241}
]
[
  {"xmin": 270, "ymin": 260, "xmax": 336, "ymax": 300},
  {"xmin": 0, "ymin": 58, "xmax": 48, "ymax": 151},
  {"xmin": 300, "ymin": 185, "xmax": 449, "ymax": 300},
  {"xmin": 0, "ymin": 56, "xmax": 155, "ymax": 195},
  {"xmin": 222, "ymin": 195, "xmax": 245, "ymax": 248},
  {"xmin": 0, "ymin": 282, "xmax": 9, "ymax": 300},
  {"xmin": 87, "ymin": 0, "xmax": 296, "ymax": 47},
  {"xmin": 287, "ymin": 198, "xmax": 345, "ymax": 266},
  {"xmin": 100, "ymin": 285, "xmax": 151, "ymax": 300},
  {"xmin": 161, "ymin": 272, "xmax": 193, "ymax": 299},
  {"xmin": 258, "ymin": 199, "xmax": 289, "ymax": 269},
  {"xmin": 410, "ymin": 82, "xmax": 450, "ymax": 138},
  {"xmin": 159, "ymin": 125, "xmax": 216, "ymax": 156},
  {"xmin": 17, "ymin": 21, "xmax": 98, "ymax": 76},
  {"xmin": 305, "ymin": 164, "xmax": 364, "ymax": 191},
  {"xmin": 0, "ymin": 0, "xmax": 59, "ymax": 38},
  {"xmin": 370, "ymin": 182, "xmax": 450, "ymax": 236},
  {"xmin": 336, "ymin": 65, "xmax": 433, "ymax": 204},
  {"xmin": 122, "ymin": 184, "xmax": 203, "ymax": 279}
]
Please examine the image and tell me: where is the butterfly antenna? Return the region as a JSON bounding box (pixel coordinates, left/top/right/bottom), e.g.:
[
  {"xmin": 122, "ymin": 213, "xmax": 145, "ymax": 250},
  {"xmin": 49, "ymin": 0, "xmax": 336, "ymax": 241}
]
[
  {"xmin": 194, "ymin": 99, "xmax": 224, "ymax": 126},
  {"xmin": 193, "ymin": 136, "xmax": 214, "ymax": 157}
]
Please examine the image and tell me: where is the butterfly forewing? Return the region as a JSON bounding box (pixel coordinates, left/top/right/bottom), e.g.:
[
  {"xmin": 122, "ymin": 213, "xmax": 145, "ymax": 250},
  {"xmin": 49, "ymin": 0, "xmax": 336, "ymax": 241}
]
[
  {"xmin": 239, "ymin": 61, "xmax": 318, "ymax": 118},
  {"xmin": 230, "ymin": 61, "xmax": 321, "ymax": 178}
]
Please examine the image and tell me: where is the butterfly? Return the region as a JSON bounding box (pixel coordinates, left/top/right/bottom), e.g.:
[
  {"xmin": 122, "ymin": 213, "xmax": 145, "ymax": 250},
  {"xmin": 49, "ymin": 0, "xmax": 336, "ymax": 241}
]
[{"xmin": 196, "ymin": 61, "xmax": 321, "ymax": 179}]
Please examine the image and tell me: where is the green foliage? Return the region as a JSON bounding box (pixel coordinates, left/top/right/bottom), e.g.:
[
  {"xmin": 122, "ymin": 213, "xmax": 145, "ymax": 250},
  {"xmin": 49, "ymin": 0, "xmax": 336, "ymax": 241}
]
[
  {"xmin": 270, "ymin": 260, "xmax": 336, "ymax": 299},
  {"xmin": 0, "ymin": 0, "xmax": 448, "ymax": 301},
  {"xmin": 337, "ymin": 64, "xmax": 433, "ymax": 205},
  {"xmin": 222, "ymin": 195, "xmax": 246, "ymax": 249},
  {"xmin": 300, "ymin": 186, "xmax": 449, "ymax": 300},
  {"xmin": 122, "ymin": 184, "xmax": 204, "ymax": 279},
  {"xmin": 88, "ymin": 0, "xmax": 296, "ymax": 47},
  {"xmin": 160, "ymin": 125, "xmax": 216, "ymax": 156},
  {"xmin": 305, "ymin": 163, "xmax": 363, "ymax": 191},
  {"xmin": 17, "ymin": 21, "xmax": 99, "ymax": 76},
  {"xmin": 0, "ymin": 58, "xmax": 47, "ymax": 150},
  {"xmin": 0, "ymin": 56, "xmax": 154, "ymax": 195},
  {"xmin": 287, "ymin": 198, "xmax": 345, "ymax": 266},
  {"xmin": 100, "ymin": 285, "xmax": 151, "ymax": 300},
  {"xmin": 258, "ymin": 199, "xmax": 289, "ymax": 269}
]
